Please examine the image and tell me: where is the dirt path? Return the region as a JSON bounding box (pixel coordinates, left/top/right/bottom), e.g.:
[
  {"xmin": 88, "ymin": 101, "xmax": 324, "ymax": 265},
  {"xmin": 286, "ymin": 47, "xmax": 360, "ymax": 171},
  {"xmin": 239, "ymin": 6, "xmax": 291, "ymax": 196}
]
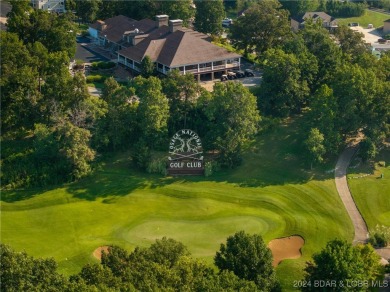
[{"xmin": 334, "ymin": 144, "xmax": 368, "ymax": 244}]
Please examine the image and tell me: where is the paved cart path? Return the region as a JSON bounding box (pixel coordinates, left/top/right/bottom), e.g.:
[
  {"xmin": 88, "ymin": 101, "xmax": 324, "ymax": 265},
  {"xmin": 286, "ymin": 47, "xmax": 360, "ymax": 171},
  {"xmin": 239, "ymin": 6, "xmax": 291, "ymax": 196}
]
[{"xmin": 335, "ymin": 144, "xmax": 390, "ymax": 267}]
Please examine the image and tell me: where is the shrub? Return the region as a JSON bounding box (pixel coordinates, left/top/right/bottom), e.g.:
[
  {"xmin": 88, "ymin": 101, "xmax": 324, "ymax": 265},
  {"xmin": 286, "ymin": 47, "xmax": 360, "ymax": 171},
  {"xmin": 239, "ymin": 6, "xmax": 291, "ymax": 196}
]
[
  {"xmin": 368, "ymin": 225, "xmax": 390, "ymax": 247},
  {"xmin": 86, "ymin": 75, "xmax": 106, "ymax": 83},
  {"xmin": 384, "ymin": 34, "xmax": 390, "ymax": 40},
  {"xmin": 146, "ymin": 158, "xmax": 167, "ymax": 175},
  {"xmin": 91, "ymin": 61, "xmax": 116, "ymax": 70},
  {"xmin": 205, "ymin": 160, "xmax": 220, "ymax": 177}
]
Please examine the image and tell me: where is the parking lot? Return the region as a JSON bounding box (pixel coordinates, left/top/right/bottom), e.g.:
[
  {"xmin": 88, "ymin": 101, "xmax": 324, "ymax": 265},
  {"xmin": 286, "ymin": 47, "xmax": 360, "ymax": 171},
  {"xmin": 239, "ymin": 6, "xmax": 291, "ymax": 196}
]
[{"xmin": 350, "ymin": 26, "xmax": 390, "ymax": 50}]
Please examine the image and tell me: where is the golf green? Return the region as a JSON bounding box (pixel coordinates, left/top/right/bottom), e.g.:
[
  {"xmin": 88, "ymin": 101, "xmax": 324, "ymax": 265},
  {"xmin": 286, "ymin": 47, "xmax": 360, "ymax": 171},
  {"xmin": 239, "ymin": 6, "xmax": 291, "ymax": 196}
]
[{"xmin": 1, "ymin": 118, "xmax": 354, "ymax": 290}]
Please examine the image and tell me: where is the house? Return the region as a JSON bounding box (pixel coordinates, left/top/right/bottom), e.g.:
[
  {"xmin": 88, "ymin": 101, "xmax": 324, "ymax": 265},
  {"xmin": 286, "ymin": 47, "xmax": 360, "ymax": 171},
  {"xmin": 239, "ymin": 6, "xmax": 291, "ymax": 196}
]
[
  {"xmin": 384, "ymin": 19, "xmax": 390, "ymax": 34},
  {"xmin": 89, "ymin": 15, "xmax": 241, "ymax": 81},
  {"xmin": 291, "ymin": 12, "xmax": 337, "ymax": 32},
  {"xmin": 31, "ymin": 0, "xmax": 65, "ymax": 13}
]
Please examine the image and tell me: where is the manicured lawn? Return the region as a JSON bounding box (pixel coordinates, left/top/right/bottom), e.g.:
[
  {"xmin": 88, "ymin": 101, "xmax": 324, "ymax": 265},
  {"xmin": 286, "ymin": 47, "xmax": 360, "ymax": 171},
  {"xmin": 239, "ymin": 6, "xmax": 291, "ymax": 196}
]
[
  {"xmin": 1, "ymin": 117, "xmax": 354, "ymax": 290},
  {"xmin": 337, "ymin": 10, "xmax": 390, "ymax": 28},
  {"xmin": 348, "ymin": 148, "xmax": 390, "ymax": 230}
]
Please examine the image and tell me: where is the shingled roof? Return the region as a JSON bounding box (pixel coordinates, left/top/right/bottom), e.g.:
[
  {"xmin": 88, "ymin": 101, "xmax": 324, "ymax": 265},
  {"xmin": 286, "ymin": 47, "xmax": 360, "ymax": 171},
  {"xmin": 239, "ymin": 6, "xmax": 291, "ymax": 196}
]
[
  {"xmin": 294, "ymin": 11, "xmax": 336, "ymax": 24},
  {"xmin": 115, "ymin": 21, "xmax": 239, "ymax": 67},
  {"xmin": 90, "ymin": 15, "xmax": 156, "ymax": 43}
]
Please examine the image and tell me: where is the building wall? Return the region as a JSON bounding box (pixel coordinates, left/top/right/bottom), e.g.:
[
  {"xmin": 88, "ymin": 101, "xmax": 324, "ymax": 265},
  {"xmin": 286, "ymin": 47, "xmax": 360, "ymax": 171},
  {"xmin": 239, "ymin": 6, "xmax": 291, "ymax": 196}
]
[
  {"xmin": 384, "ymin": 22, "xmax": 390, "ymax": 34},
  {"xmin": 88, "ymin": 27, "xmax": 98, "ymax": 39},
  {"xmin": 31, "ymin": 0, "xmax": 65, "ymax": 13}
]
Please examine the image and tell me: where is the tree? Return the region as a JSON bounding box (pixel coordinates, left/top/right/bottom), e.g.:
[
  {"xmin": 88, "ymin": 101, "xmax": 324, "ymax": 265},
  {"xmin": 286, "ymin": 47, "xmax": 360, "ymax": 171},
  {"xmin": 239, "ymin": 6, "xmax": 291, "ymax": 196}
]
[
  {"xmin": 307, "ymin": 85, "xmax": 341, "ymax": 155},
  {"xmin": 300, "ymin": 25, "xmax": 342, "ymax": 87},
  {"xmin": 134, "ymin": 76, "xmax": 169, "ymax": 149},
  {"xmin": 140, "ymin": 55, "xmax": 155, "ymax": 78},
  {"xmin": 156, "ymin": 0, "xmax": 195, "ymax": 26},
  {"xmin": 359, "ymin": 138, "xmax": 377, "ymax": 162},
  {"xmin": 0, "ymin": 32, "xmax": 40, "ymax": 133},
  {"xmin": 162, "ymin": 70, "xmax": 202, "ymax": 133},
  {"xmin": 281, "ymin": 0, "xmax": 319, "ymax": 17},
  {"xmin": 303, "ymin": 240, "xmax": 383, "ymax": 291},
  {"xmin": 304, "ymin": 128, "xmax": 326, "ymax": 169},
  {"xmin": 206, "ymin": 82, "xmax": 260, "ymax": 167},
  {"xmin": 0, "ymin": 244, "xmax": 70, "ymax": 291},
  {"xmin": 75, "ymin": 0, "xmax": 102, "ymax": 24},
  {"xmin": 260, "ymin": 48, "xmax": 310, "ymax": 117},
  {"xmin": 230, "ymin": 1, "xmax": 291, "ymax": 56},
  {"xmin": 334, "ymin": 25, "xmax": 368, "ymax": 62},
  {"xmin": 194, "ymin": 0, "xmax": 224, "ymax": 35},
  {"xmin": 215, "ymin": 231, "xmax": 279, "ymax": 291}
]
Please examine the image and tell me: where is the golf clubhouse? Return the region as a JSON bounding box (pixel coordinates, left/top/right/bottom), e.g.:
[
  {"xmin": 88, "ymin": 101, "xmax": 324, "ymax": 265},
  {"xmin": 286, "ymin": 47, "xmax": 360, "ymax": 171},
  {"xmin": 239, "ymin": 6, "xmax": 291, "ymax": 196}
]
[{"xmin": 88, "ymin": 15, "xmax": 241, "ymax": 81}]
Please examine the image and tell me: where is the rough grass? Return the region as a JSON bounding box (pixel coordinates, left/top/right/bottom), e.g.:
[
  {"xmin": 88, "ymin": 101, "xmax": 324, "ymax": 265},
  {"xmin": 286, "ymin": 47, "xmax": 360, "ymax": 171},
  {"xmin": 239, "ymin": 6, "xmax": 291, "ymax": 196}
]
[
  {"xmin": 348, "ymin": 148, "xmax": 390, "ymax": 230},
  {"xmin": 337, "ymin": 10, "xmax": 390, "ymax": 28},
  {"xmin": 0, "ymin": 117, "xmax": 354, "ymax": 290}
]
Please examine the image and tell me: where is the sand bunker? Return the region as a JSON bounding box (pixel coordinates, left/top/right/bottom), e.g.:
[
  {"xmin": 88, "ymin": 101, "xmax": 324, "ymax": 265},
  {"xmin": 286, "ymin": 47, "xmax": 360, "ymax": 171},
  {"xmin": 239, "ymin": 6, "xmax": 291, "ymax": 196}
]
[
  {"xmin": 268, "ymin": 235, "xmax": 304, "ymax": 267},
  {"xmin": 93, "ymin": 246, "xmax": 110, "ymax": 260}
]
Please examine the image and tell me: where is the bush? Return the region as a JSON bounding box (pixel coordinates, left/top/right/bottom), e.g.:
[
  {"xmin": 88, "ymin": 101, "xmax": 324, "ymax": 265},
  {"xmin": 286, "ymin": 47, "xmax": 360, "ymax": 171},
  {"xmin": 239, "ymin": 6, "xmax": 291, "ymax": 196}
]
[
  {"xmin": 368, "ymin": 225, "xmax": 390, "ymax": 247},
  {"xmin": 146, "ymin": 158, "xmax": 167, "ymax": 175},
  {"xmin": 205, "ymin": 160, "xmax": 220, "ymax": 177},
  {"xmin": 132, "ymin": 140, "xmax": 151, "ymax": 170},
  {"xmin": 91, "ymin": 61, "xmax": 116, "ymax": 70},
  {"xmin": 384, "ymin": 34, "xmax": 390, "ymax": 40},
  {"xmin": 86, "ymin": 75, "xmax": 106, "ymax": 83}
]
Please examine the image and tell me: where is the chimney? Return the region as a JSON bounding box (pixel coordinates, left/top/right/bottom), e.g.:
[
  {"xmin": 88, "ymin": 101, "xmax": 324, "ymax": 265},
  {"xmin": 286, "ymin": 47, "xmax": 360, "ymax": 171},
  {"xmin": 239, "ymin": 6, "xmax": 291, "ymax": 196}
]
[
  {"xmin": 156, "ymin": 15, "xmax": 169, "ymax": 28},
  {"xmin": 169, "ymin": 19, "xmax": 183, "ymax": 33},
  {"xmin": 97, "ymin": 20, "xmax": 107, "ymax": 31}
]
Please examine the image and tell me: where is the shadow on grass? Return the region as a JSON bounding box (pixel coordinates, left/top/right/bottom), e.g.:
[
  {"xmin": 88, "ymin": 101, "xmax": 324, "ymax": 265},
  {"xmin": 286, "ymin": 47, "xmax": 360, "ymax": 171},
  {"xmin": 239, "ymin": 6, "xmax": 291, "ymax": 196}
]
[{"xmin": 1, "ymin": 116, "xmax": 338, "ymax": 203}]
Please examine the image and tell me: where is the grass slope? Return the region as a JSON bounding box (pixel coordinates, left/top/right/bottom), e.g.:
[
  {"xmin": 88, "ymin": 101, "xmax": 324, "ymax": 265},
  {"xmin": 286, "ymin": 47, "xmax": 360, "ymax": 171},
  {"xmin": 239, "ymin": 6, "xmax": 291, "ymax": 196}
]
[
  {"xmin": 337, "ymin": 10, "xmax": 390, "ymax": 28},
  {"xmin": 348, "ymin": 148, "xmax": 390, "ymax": 230},
  {"xmin": 1, "ymin": 117, "xmax": 353, "ymax": 290}
]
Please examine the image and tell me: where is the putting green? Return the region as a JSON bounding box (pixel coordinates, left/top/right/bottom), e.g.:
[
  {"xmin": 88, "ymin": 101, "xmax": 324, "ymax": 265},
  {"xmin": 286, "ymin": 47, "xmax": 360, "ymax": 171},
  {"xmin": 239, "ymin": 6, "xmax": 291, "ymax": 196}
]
[{"xmin": 1, "ymin": 117, "xmax": 355, "ymax": 290}]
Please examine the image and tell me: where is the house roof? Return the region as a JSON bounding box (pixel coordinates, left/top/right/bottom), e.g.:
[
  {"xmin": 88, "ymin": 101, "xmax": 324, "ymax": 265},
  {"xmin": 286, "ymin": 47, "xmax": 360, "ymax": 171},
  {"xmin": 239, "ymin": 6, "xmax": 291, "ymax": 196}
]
[
  {"xmin": 89, "ymin": 15, "xmax": 156, "ymax": 43},
  {"xmin": 293, "ymin": 11, "xmax": 336, "ymax": 24},
  {"xmin": 114, "ymin": 17, "xmax": 240, "ymax": 67}
]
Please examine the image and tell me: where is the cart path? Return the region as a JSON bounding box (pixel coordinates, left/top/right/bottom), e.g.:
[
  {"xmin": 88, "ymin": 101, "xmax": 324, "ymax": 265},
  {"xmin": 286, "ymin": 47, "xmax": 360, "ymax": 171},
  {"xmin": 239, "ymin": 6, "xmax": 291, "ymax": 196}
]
[
  {"xmin": 335, "ymin": 144, "xmax": 390, "ymax": 266},
  {"xmin": 334, "ymin": 144, "xmax": 368, "ymax": 244}
]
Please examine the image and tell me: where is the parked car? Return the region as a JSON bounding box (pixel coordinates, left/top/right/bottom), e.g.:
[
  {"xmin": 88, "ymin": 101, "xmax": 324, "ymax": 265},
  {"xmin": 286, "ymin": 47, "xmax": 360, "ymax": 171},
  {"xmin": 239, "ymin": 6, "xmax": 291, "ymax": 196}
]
[
  {"xmin": 367, "ymin": 24, "xmax": 374, "ymax": 29},
  {"xmin": 227, "ymin": 71, "xmax": 237, "ymax": 79},
  {"xmin": 244, "ymin": 69, "xmax": 254, "ymax": 77},
  {"xmin": 221, "ymin": 74, "xmax": 228, "ymax": 81},
  {"xmin": 378, "ymin": 38, "xmax": 387, "ymax": 44},
  {"xmin": 234, "ymin": 70, "xmax": 245, "ymax": 78},
  {"xmin": 222, "ymin": 18, "xmax": 233, "ymax": 28},
  {"xmin": 348, "ymin": 22, "xmax": 359, "ymax": 27}
]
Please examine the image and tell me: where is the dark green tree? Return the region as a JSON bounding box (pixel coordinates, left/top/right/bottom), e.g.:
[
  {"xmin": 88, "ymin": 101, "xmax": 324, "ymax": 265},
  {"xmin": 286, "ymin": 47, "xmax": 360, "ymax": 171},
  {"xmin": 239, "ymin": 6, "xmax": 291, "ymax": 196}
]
[
  {"xmin": 134, "ymin": 76, "xmax": 169, "ymax": 149},
  {"xmin": 303, "ymin": 240, "xmax": 383, "ymax": 291},
  {"xmin": 206, "ymin": 82, "xmax": 260, "ymax": 167},
  {"xmin": 230, "ymin": 1, "xmax": 291, "ymax": 56},
  {"xmin": 359, "ymin": 138, "xmax": 377, "ymax": 162},
  {"xmin": 162, "ymin": 70, "xmax": 202, "ymax": 133},
  {"xmin": 140, "ymin": 55, "xmax": 155, "ymax": 78},
  {"xmin": 75, "ymin": 0, "xmax": 102, "ymax": 23},
  {"xmin": 334, "ymin": 25, "xmax": 368, "ymax": 62},
  {"xmin": 156, "ymin": 0, "xmax": 195, "ymax": 26},
  {"xmin": 260, "ymin": 48, "xmax": 310, "ymax": 117},
  {"xmin": 215, "ymin": 231, "xmax": 279, "ymax": 291},
  {"xmin": 194, "ymin": 0, "xmax": 224, "ymax": 35},
  {"xmin": 300, "ymin": 24, "xmax": 342, "ymax": 87},
  {"xmin": 307, "ymin": 85, "xmax": 341, "ymax": 155}
]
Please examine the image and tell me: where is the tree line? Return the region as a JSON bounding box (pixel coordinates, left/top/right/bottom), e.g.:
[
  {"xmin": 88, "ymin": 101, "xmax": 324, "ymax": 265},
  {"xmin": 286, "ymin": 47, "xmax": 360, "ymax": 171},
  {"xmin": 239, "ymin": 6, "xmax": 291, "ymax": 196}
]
[
  {"xmin": 229, "ymin": 0, "xmax": 389, "ymax": 167},
  {"xmin": 1, "ymin": 232, "xmax": 386, "ymax": 291},
  {"xmin": 1, "ymin": 2, "xmax": 260, "ymax": 187}
]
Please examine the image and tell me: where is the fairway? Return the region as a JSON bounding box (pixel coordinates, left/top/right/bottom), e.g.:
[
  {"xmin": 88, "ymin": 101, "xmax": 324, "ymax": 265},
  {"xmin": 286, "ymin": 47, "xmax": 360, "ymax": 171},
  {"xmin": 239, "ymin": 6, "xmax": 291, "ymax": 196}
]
[
  {"xmin": 1, "ymin": 118, "xmax": 354, "ymax": 290},
  {"xmin": 337, "ymin": 9, "xmax": 390, "ymax": 28},
  {"xmin": 348, "ymin": 149, "xmax": 390, "ymax": 230}
]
